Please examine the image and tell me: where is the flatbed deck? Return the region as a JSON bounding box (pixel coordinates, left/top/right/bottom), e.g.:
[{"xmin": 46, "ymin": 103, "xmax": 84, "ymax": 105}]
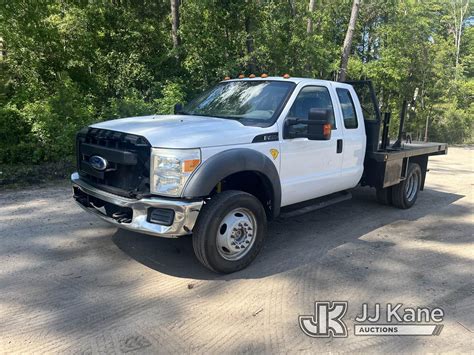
[
  {"xmin": 363, "ymin": 141, "xmax": 448, "ymax": 189},
  {"xmin": 367, "ymin": 142, "xmax": 448, "ymax": 162}
]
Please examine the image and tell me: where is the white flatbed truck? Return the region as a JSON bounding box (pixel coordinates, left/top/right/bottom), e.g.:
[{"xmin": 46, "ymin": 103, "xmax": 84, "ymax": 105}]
[{"xmin": 72, "ymin": 77, "xmax": 447, "ymax": 273}]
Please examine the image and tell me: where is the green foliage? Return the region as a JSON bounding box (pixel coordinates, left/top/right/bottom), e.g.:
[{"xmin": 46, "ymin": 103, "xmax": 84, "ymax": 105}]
[
  {"xmin": 0, "ymin": 104, "xmax": 37, "ymax": 163},
  {"xmin": 0, "ymin": 0, "xmax": 472, "ymax": 165},
  {"xmin": 103, "ymin": 90, "xmax": 155, "ymax": 119},
  {"xmin": 20, "ymin": 75, "xmax": 95, "ymax": 162},
  {"xmin": 153, "ymin": 82, "xmax": 186, "ymax": 114}
]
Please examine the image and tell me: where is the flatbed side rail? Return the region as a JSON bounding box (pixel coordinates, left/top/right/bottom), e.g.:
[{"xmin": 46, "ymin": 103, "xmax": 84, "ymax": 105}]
[
  {"xmin": 362, "ymin": 142, "xmax": 448, "ymax": 190},
  {"xmin": 367, "ymin": 142, "xmax": 448, "ymax": 162}
]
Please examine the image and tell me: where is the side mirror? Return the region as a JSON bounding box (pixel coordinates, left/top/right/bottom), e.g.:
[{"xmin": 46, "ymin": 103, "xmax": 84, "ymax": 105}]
[
  {"xmin": 285, "ymin": 108, "xmax": 332, "ymax": 140},
  {"xmin": 307, "ymin": 108, "xmax": 332, "ymax": 140},
  {"xmin": 174, "ymin": 103, "xmax": 183, "ymax": 114}
]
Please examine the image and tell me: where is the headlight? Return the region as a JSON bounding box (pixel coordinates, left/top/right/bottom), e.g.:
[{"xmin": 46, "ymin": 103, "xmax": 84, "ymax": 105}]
[{"xmin": 150, "ymin": 148, "xmax": 201, "ymax": 196}]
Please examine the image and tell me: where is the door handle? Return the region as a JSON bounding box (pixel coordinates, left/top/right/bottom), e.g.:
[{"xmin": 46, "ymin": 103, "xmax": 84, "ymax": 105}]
[{"xmin": 337, "ymin": 139, "xmax": 343, "ymax": 153}]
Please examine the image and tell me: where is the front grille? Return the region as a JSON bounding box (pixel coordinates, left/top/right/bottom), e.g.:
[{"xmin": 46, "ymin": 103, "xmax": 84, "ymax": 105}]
[{"xmin": 76, "ymin": 128, "xmax": 151, "ymax": 198}]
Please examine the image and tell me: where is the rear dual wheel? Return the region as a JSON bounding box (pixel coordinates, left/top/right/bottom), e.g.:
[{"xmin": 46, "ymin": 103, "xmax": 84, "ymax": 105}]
[
  {"xmin": 391, "ymin": 163, "xmax": 422, "ymax": 209},
  {"xmin": 376, "ymin": 163, "xmax": 422, "ymax": 209},
  {"xmin": 192, "ymin": 190, "xmax": 267, "ymax": 273}
]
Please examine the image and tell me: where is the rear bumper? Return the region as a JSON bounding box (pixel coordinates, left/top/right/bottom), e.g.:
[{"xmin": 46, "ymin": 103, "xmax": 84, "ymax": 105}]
[{"xmin": 71, "ymin": 172, "xmax": 203, "ymax": 238}]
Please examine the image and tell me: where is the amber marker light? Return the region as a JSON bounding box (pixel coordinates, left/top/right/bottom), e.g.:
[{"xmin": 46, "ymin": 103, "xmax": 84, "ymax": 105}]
[
  {"xmin": 323, "ymin": 123, "xmax": 332, "ymax": 138},
  {"xmin": 238, "ymin": 74, "xmax": 245, "ymax": 79},
  {"xmin": 224, "ymin": 76, "xmax": 230, "ymax": 80},
  {"xmin": 249, "ymin": 74, "xmax": 256, "ymax": 78},
  {"xmin": 283, "ymin": 73, "xmax": 290, "ymax": 79},
  {"xmin": 183, "ymin": 159, "xmax": 200, "ymax": 173},
  {"xmin": 261, "ymin": 73, "xmax": 268, "ymax": 78}
]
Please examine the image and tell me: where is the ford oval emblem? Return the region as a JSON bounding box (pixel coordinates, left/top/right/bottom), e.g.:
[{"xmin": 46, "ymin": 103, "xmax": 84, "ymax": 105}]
[{"xmin": 89, "ymin": 155, "xmax": 108, "ymax": 171}]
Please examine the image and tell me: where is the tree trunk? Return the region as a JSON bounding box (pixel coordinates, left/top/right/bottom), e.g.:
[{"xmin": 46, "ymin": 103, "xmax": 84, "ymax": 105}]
[
  {"xmin": 452, "ymin": 0, "xmax": 469, "ymax": 75},
  {"xmin": 170, "ymin": 0, "xmax": 180, "ymax": 49},
  {"xmin": 288, "ymin": 0, "xmax": 296, "ymax": 18},
  {"xmin": 338, "ymin": 0, "xmax": 361, "ymax": 82},
  {"xmin": 0, "ymin": 37, "xmax": 5, "ymax": 58},
  {"xmin": 307, "ymin": 0, "xmax": 316, "ymax": 34},
  {"xmin": 304, "ymin": 0, "xmax": 316, "ymax": 74},
  {"xmin": 245, "ymin": 16, "xmax": 256, "ymax": 73}
]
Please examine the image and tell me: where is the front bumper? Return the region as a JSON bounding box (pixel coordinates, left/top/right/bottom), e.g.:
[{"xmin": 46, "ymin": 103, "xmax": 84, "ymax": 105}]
[{"xmin": 71, "ymin": 172, "xmax": 203, "ymax": 238}]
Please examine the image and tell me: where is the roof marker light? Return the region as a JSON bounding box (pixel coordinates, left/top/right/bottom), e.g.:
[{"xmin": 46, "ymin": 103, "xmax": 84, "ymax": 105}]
[
  {"xmin": 249, "ymin": 74, "xmax": 256, "ymax": 78},
  {"xmin": 238, "ymin": 74, "xmax": 245, "ymax": 79},
  {"xmin": 261, "ymin": 73, "xmax": 268, "ymax": 78},
  {"xmin": 283, "ymin": 74, "xmax": 290, "ymax": 79},
  {"xmin": 224, "ymin": 76, "xmax": 230, "ymax": 80}
]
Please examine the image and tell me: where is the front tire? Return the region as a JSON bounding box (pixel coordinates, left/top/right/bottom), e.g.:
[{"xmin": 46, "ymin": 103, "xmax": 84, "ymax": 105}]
[
  {"xmin": 391, "ymin": 163, "xmax": 422, "ymax": 209},
  {"xmin": 192, "ymin": 190, "xmax": 267, "ymax": 273}
]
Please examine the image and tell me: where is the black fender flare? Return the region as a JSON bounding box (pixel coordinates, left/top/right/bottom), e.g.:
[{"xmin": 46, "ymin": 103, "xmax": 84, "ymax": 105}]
[{"xmin": 183, "ymin": 148, "xmax": 281, "ymax": 218}]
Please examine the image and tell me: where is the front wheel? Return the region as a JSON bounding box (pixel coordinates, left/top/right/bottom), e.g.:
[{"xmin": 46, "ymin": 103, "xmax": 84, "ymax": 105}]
[{"xmin": 192, "ymin": 190, "xmax": 267, "ymax": 273}]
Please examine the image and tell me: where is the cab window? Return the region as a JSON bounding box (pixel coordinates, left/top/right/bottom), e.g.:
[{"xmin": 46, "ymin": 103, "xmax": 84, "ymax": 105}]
[
  {"xmin": 336, "ymin": 88, "xmax": 358, "ymax": 129},
  {"xmin": 287, "ymin": 86, "xmax": 336, "ymax": 127},
  {"xmin": 285, "ymin": 86, "xmax": 336, "ymax": 138}
]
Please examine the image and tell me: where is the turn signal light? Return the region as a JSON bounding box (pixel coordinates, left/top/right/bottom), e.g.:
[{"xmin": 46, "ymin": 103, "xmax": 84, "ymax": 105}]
[
  {"xmin": 323, "ymin": 123, "xmax": 332, "ymax": 138},
  {"xmin": 183, "ymin": 159, "xmax": 200, "ymax": 173}
]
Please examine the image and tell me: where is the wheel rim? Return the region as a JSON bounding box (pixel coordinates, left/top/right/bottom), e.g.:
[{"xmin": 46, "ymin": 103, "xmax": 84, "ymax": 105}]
[
  {"xmin": 405, "ymin": 170, "xmax": 419, "ymax": 202},
  {"xmin": 216, "ymin": 208, "xmax": 257, "ymax": 261}
]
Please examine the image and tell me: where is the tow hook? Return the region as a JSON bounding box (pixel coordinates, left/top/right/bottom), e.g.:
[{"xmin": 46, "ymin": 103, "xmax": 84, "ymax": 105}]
[{"xmin": 112, "ymin": 211, "xmax": 132, "ymax": 224}]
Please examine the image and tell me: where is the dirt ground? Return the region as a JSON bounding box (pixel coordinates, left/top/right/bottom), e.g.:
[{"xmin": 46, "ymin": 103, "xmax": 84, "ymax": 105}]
[{"xmin": 0, "ymin": 147, "xmax": 472, "ymax": 354}]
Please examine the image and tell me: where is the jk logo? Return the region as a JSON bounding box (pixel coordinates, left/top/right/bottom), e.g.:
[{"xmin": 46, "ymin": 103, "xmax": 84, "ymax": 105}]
[{"xmin": 299, "ymin": 301, "xmax": 348, "ymax": 338}]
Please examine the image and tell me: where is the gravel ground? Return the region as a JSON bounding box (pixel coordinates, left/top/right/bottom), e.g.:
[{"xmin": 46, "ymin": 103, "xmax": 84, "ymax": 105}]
[{"xmin": 0, "ymin": 147, "xmax": 472, "ymax": 354}]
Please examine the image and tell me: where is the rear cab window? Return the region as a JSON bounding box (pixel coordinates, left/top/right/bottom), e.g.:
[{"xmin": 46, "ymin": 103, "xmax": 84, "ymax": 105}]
[{"xmin": 336, "ymin": 88, "xmax": 358, "ymax": 129}]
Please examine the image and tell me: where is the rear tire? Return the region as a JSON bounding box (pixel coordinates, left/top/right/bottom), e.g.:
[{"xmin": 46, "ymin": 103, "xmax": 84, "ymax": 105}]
[
  {"xmin": 391, "ymin": 163, "xmax": 422, "ymax": 209},
  {"xmin": 192, "ymin": 190, "xmax": 267, "ymax": 273}
]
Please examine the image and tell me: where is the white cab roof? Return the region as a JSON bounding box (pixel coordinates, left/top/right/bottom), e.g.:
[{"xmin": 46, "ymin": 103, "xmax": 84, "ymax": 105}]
[{"xmin": 223, "ymin": 76, "xmax": 352, "ymax": 88}]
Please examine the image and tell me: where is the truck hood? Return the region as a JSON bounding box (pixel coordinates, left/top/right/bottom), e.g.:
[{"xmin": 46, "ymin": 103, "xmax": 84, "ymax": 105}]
[{"xmin": 90, "ymin": 115, "xmax": 276, "ymax": 148}]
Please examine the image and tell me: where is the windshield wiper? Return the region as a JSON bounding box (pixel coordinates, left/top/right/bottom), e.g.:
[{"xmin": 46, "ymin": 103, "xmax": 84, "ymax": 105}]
[
  {"xmin": 185, "ymin": 113, "xmax": 243, "ymax": 121},
  {"xmin": 218, "ymin": 115, "xmax": 244, "ymax": 120}
]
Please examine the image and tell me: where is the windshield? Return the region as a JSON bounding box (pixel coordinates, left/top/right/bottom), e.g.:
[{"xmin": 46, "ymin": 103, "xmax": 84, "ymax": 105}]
[{"xmin": 182, "ymin": 80, "xmax": 295, "ymax": 127}]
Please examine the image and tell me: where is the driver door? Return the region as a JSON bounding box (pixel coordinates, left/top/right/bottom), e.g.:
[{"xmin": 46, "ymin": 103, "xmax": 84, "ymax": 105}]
[{"xmin": 279, "ymin": 85, "xmax": 344, "ymax": 206}]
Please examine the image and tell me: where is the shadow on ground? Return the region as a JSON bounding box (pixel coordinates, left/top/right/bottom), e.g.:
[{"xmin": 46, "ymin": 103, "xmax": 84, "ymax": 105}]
[{"xmin": 112, "ymin": 186, "xmax": 466, "ymax": 280}]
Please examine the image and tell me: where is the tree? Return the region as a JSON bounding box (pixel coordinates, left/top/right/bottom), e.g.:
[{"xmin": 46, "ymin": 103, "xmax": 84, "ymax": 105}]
[
  {"xmin": 307, "ymin": 0, "xmax": 316, "ymax": 34},
  {"xmin": 338, "ymin": 0, "xmax": 361, "ymax": 81},
  {"xmin": 245, "ymin": 14, "xmax": 256, "ymax": 73},
  {"xmin": 450, "ymin": 0, "xmax": 469, "ymax": 74},
  {"xmin": 0, "ymin": 0, "xmax": 472, "ymax": 166},
  {"xmin": 170, "ymin": 0, "xmax": 181, "ymax": 50}
]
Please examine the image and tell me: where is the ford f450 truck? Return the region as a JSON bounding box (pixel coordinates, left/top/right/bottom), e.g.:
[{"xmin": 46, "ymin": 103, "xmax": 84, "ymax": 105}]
[{"xmin": 72, "ymin": 77, "xmax": 447, "ymax": 273}]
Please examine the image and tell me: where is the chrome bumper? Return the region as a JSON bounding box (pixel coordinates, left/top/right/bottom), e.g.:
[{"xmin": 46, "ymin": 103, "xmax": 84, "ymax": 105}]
[{"xmin": 71, "ymin": 172, "xmax": 203, "ymax": 238}]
